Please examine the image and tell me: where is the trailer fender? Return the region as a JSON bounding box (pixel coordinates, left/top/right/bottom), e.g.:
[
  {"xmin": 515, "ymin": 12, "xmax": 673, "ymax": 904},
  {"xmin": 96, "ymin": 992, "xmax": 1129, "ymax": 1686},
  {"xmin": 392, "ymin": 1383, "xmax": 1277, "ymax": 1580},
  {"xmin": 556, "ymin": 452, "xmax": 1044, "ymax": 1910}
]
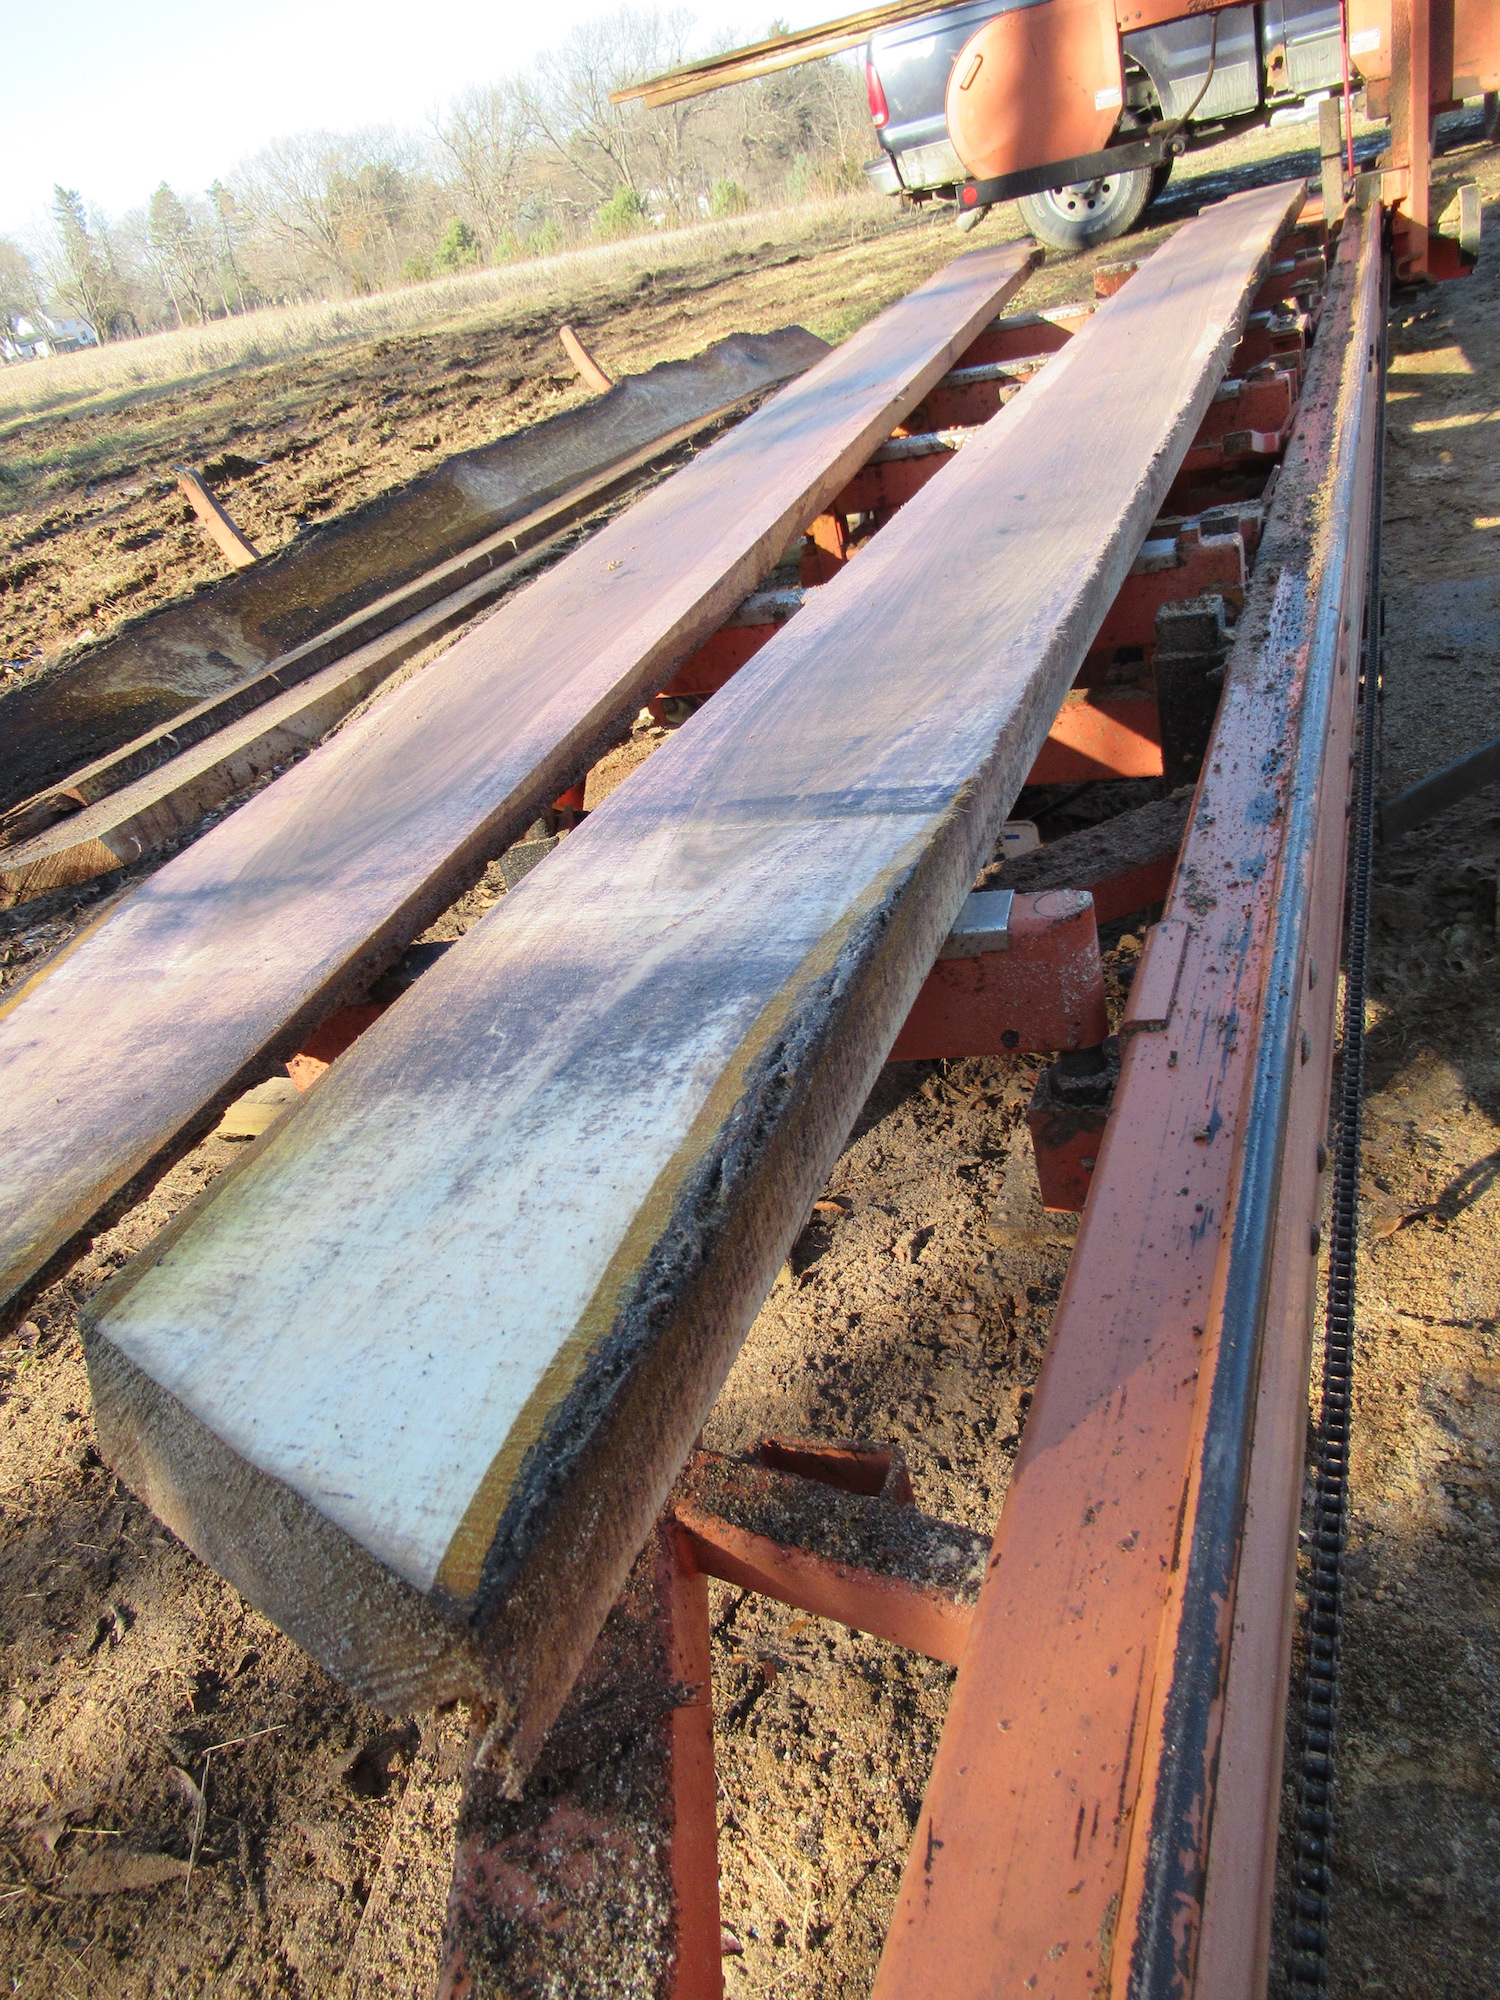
[{"xmin": 944, "ymin": 0, "xmax": 1124, "ymax": 182}]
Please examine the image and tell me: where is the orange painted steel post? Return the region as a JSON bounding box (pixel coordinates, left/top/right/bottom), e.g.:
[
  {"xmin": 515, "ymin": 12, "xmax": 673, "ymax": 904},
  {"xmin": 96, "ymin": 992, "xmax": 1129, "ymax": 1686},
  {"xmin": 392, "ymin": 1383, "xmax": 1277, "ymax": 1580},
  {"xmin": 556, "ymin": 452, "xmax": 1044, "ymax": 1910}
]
[
  {"xmin": 437, "ymin": 1439, "xmax": 995, "ymax": 1998},
  {"xmin": 1389, "ymin": 0, "xmax": 1434, "ymax": 275},
  {"xmin": 661, "ymin": 1527, "xmax": 724, "ymax": 2000},
  {"xmin": 1025, "ymin": 1040, "xmax": 1119, "ymax": 1212},
  {"xmin": 872, "ymin": 205, "xmax": 1383, "ymax": 2000},
  {"xmin": 799, "ymin": 511, "xmax": 852, "ymax": 584}
]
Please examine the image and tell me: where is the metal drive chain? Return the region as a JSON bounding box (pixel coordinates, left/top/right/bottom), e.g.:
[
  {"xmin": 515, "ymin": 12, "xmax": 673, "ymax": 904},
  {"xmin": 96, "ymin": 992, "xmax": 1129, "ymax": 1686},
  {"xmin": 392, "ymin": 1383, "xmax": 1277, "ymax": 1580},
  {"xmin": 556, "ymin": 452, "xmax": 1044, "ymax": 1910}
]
[{"xmin": 1284, "ymin": 244, "xmax": 1388, "ymax": 1997}]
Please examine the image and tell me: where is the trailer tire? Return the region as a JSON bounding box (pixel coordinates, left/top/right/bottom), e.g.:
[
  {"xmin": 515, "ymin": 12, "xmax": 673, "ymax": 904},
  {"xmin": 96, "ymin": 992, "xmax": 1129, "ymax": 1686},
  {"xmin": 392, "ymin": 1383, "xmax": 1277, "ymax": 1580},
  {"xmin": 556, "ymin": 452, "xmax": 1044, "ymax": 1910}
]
[{"xmin": 1017, "ymin": 166, "xmax": 1155, "ymax": 251}]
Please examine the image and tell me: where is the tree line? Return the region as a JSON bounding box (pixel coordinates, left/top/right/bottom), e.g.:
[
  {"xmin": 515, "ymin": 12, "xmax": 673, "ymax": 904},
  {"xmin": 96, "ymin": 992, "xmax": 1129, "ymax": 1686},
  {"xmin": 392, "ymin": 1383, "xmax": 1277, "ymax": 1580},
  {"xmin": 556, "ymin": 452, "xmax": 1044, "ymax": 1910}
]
[{"xmin": 0, "ymin": 8, "xmax": 870, "ymax": 349}]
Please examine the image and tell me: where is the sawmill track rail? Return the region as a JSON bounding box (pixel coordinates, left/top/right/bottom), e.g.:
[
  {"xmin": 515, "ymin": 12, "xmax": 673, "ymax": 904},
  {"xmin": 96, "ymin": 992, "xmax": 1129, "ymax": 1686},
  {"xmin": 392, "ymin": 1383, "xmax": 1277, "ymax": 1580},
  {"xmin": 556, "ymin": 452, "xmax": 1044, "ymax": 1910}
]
[{"xmin": 1284, "ymin": 239, "xmax": 1389, "ymax": 2000}]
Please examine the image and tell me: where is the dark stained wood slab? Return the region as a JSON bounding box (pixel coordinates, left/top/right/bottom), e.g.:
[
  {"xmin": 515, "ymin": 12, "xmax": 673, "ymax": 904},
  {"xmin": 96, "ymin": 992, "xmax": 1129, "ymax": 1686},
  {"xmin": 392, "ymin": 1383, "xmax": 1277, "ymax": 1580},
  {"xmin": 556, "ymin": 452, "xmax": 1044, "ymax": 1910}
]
[
  {"xmin": 0, "ymin": 242, "xmax": 1039, "ymax": 1332},
  {"xmin": 81, "ymin": 186, "xmax": 1303, "ymax": 1784}
]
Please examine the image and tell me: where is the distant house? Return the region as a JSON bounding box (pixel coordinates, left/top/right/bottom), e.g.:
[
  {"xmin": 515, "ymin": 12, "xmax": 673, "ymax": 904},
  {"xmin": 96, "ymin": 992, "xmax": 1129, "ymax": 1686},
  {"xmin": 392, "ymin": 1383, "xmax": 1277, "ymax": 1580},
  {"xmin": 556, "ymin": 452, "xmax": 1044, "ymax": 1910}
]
[{"xmin": 1, "ymin": 313, "xmax": 99, "ymax": 363}]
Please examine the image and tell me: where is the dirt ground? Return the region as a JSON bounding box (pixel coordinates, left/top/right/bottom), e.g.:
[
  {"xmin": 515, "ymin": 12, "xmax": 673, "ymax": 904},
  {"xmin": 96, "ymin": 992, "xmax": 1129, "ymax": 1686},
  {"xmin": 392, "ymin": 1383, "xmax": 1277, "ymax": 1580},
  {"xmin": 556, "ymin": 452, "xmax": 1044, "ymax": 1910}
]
[
  {"xmin": 0, "ymin": 118, "xmax": 1384, "ymax": 685},
  {"xmin": 1, "ymin": 117, "xmax": 1498, "ymax": 1999}
]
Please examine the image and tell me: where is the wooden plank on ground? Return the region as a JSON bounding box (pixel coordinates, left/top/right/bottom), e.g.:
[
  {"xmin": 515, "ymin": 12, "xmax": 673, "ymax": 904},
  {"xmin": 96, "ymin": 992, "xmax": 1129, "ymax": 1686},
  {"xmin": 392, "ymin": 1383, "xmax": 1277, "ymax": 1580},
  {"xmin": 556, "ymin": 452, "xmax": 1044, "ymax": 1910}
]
[
  {"xmin": 81, "ymin": 184, "xmax": 1304, "ymax": 1781},
  {"xmin": 175, "ymin": 467, "xmax": 261, "ymax": 568},
  {"xmin": 0, "ymin": 241, "xmax": 1039, "ymax": 1332}
]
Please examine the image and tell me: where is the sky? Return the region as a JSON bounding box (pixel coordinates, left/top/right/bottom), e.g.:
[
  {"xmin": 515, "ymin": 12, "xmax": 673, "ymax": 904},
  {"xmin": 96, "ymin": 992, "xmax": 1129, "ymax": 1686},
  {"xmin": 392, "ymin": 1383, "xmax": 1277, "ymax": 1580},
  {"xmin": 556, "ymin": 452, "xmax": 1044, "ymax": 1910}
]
[{"xmin": 0, "ymin": 0, "xmax": 836, "ymax": 242}]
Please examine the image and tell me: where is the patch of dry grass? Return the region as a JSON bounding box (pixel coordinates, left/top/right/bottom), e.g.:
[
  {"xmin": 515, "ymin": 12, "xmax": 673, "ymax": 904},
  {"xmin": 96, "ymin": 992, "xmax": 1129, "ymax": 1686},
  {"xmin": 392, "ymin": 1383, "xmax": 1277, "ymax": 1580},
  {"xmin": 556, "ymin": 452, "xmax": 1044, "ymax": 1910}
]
[{"xmin": 0, "ymin": 194, "xmax": 888, "ymax": 429}]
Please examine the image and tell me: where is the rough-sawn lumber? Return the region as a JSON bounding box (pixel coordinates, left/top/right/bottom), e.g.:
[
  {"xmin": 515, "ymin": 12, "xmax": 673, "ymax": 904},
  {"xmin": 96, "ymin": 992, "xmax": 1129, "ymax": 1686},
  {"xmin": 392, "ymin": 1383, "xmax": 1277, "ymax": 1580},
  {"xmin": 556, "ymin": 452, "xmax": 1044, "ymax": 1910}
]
[
  {"xmin": 82, "ymin": 185, "xmax": 1304, "ymax": 1788},
  {"xmin": 0, "ymin": 400, "xmax": 773, "ymax": 906},
  {"xmin": 0, "ymin": 242, "xmax": 1039, "ymax": 1333},
  {"xmin": 0, "ymin": 330, "xmax": 822, "ymax": 813},
  {"xmin": 2, "ymin": 337, "xmax": 828, "ymax": 851}
]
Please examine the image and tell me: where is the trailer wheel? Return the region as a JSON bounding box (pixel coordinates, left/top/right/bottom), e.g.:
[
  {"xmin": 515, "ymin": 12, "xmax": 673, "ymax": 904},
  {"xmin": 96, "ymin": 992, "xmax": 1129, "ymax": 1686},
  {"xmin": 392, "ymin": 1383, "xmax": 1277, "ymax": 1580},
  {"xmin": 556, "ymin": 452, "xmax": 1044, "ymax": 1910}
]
[{"xmin": 1017, "ymin": 167, "xmax": 1154, "ymax": 251}]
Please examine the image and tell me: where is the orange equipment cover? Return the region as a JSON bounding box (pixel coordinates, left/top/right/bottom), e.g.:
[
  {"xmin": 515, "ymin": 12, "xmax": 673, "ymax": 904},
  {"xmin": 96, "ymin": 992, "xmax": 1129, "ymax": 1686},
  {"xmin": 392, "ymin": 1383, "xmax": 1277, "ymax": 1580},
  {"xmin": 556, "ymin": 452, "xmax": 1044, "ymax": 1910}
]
[
  {"xmin": 945, "ymin": 0, "xmax": 1124, "ymax": 182},
  {"xmin": 1345, "ymin": 0, "xmax": 1500, "ymax": 92}
]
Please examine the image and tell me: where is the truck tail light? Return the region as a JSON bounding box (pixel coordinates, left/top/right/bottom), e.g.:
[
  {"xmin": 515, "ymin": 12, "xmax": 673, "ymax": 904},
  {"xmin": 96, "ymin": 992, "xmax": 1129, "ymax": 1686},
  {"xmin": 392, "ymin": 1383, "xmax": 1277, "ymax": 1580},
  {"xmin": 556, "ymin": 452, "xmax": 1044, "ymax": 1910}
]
[{"xmin": 866, "ymin": 59, "xmax": 890, "ymax": 128}]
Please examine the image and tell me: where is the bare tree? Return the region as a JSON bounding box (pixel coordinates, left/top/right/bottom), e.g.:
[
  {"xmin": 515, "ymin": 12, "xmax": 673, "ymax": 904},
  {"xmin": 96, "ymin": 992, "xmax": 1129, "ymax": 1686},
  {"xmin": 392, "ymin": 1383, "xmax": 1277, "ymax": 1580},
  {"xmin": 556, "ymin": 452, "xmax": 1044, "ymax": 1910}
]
[
  {"xmin": 434, "ymin": 82, "xmax": 534, "ymax": 256},
  {"xmin": 525, "ymin": 10, "xmax": 703, "ymax": 219},
  {"xmin": 238, "ymin": 133, "xmax": 351, "ymax": 287},
  {"xmin": 208, "ymin": 181, "xmax": 252, "ymax": 315},
  {"xmin": 146, "ymin": 184, "xmax": 211, "ymax": 326},
  {"xmin": 0, "ymin": 238, "xmax": 41, "ymax": 340},
  {"xmin": 14, "ymin": 10, "xmax": 887, "ymax": 342},
  {"xmin": 49, "ymin": 187, "xmax": 125, "ymax": 339}
]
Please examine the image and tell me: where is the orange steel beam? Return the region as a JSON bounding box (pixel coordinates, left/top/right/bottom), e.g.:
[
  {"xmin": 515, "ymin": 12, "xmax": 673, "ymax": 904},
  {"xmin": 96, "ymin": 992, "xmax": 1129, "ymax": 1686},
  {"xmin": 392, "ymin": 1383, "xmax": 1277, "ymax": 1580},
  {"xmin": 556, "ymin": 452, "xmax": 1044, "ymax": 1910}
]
[
  {"xmin": 1028, "ymin": 690, "xmax": 1163, "ymax": 782},
  {"xmin": 873, "ymin": 202, "xmax": 1383, "ymax": 2000},
  {"xmin": 1095, "ymin": 523, "xmax": 1249, "ymax": 647},
  {"xmin": 1115, "ymin": 212, "xmax": 1380, "ymax": 2000},
  {"xmin": 675, "ymin": 1511, "xmax": 977, "ymax": 1660},
  {"xmin": 1197, "ymin": 230, "xmax": 1386, "ymax": 2000},
  {"xmin": 1389, "ymin": 0, "xmax": 1434, "ymax": 274},
  {"xmin": 439, "ymin": 1443, "xmax": 989, "ymax": 1997}
]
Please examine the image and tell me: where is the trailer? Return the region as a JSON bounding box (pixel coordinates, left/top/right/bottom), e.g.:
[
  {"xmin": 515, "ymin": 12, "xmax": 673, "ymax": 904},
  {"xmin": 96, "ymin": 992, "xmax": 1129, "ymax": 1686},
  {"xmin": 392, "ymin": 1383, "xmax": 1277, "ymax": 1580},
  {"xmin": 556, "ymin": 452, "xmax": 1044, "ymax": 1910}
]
[{"xmin": 616, "ymin": 0, "xmax": 1498, "ymax": 269}]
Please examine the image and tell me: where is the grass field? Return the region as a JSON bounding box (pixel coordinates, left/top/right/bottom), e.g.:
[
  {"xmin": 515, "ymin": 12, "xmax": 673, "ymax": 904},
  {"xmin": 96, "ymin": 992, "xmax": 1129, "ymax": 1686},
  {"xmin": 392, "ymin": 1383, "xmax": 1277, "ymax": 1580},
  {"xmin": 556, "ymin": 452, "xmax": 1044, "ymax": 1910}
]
[{"xmin": 0, "ymin": 194, "xmax": 890, "ymax": 430}]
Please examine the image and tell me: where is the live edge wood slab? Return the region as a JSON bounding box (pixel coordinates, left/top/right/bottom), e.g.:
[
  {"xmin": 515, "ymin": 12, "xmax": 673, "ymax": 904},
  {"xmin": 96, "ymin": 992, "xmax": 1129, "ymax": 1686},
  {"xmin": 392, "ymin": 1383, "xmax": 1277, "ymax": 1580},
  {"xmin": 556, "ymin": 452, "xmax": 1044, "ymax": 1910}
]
[
  {"xmin": 82, "ymin": 184, "xmax": 1300, "ymax": 1788},
  {"xmin": 0, "ymin": 240, "xmax": 1037, "ymax": 1336}
]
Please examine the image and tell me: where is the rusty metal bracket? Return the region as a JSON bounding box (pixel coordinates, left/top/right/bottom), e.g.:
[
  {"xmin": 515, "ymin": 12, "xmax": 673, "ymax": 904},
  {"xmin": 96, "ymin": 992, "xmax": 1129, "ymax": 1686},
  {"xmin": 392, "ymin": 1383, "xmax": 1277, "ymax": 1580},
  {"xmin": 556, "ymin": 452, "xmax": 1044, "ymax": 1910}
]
[{"xmin": 439, "ymin": 1442, "xmax": 989, "ymax": 1997}]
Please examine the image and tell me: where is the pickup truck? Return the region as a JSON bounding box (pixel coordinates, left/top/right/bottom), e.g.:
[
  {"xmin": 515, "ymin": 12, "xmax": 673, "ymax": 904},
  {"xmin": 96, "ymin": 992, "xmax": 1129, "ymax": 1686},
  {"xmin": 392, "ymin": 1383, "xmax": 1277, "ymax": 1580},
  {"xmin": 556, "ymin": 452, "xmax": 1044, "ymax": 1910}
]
[{"xmin": 862, "ymin": 0, "xmax": 1351, "ymax": 246}]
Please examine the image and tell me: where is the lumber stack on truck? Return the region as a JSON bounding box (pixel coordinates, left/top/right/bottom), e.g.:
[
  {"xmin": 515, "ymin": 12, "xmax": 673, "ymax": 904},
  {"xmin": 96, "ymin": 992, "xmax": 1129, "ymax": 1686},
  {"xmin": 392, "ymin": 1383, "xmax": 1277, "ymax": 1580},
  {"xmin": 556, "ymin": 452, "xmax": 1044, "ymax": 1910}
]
[{"xmin": 75, "ymin": 182, "xmax": 1304, "ymax": 1791}]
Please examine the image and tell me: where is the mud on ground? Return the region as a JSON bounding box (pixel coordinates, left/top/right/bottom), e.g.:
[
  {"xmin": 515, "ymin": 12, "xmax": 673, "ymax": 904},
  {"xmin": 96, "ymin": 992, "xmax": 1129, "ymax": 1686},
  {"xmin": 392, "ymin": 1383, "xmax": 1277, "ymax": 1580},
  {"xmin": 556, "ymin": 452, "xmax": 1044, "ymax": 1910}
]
[{"xmin": 1, "ymin": 123, "xmax": 1498, "ymax": 1998}]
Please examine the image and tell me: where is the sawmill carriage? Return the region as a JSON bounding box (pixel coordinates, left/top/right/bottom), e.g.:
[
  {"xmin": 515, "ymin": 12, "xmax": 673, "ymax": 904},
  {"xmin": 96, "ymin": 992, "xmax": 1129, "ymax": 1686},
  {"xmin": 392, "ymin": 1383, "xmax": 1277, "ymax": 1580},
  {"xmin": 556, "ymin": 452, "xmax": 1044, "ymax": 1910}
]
[{"xmin": 2, "ymin": 3, "xmax": 1499, "ymax": 1995}]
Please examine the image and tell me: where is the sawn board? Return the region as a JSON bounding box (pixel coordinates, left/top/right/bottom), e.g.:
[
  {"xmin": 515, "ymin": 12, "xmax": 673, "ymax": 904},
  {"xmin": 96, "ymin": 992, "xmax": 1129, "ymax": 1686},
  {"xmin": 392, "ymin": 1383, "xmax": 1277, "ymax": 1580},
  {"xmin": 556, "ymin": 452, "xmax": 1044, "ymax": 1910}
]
[
  {"xmin": 82, "ymin": 185, "xmax": 1303, "ymax": 1788},
  {"xmin": 0, "ymin": 239, "xmax": 1039, "ymax": 1332}
]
